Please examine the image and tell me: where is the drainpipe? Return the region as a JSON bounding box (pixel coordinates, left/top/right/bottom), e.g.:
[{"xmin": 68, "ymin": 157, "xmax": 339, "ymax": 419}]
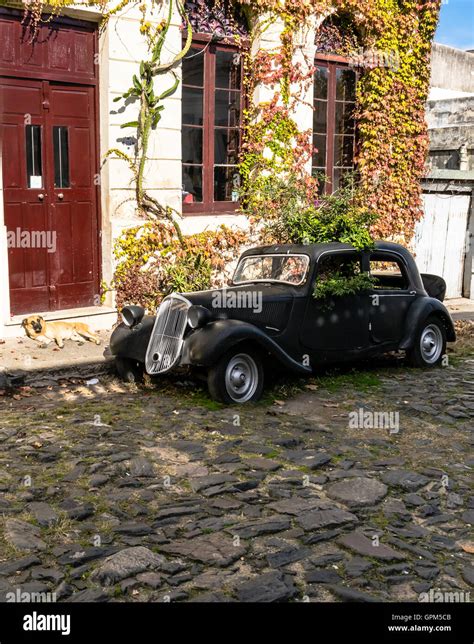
[{"xmin": 463, "ymin": 186, "xmax": 474, "ymax": 299}]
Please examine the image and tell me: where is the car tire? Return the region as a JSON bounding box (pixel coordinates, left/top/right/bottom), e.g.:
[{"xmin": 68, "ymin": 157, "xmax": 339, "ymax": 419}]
[
  {"xmin": 407, "ymin": 315, "xmax": 446, "ymax": 367},
  {"xmin": 207, "ymin": 348, "xmax": 264, "ymax": 403},
  {"xmin": 115, "ymin": 357, "xmax": 144, "ymax": 383}
]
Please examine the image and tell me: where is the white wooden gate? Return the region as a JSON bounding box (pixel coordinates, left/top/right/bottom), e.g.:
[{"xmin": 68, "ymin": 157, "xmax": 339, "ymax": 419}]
[{"xmin": 414, "ymin": 193, "xmax": 470, "ymax": 299}]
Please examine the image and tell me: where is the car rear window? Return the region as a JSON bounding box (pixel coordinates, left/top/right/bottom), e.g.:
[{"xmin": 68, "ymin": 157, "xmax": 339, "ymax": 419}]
[
  {"xmin": 233, "ymin": 254, "xmax": 310, "ymax": 286},
  {"xmin": 369, "ymin": 252, "xmax": 409, "ymax": 290}
]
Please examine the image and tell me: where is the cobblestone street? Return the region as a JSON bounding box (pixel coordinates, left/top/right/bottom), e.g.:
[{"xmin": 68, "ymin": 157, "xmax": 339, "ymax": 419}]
[{"xmin": 0, "ymin": 326, "xmax": 472, "ymax": 603}]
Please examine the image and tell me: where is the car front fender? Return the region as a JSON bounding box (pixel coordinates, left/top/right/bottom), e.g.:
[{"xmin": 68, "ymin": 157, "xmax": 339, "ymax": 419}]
[
  {"xmin": 182, "ymin": 319, "xmax": 311, "ymax": 374},
  {"xmin": 399, "ymin": 298, "xmax": 456, "ymax": 350},
  {"xmin": 109, "ymin": 316, "xmax": 155, "ymax": 363}
]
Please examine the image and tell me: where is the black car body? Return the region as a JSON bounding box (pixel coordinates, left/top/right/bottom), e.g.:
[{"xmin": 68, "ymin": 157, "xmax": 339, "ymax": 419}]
[{"xmin": 110, "ymin": 241, "xmax": 456, "ymax": 403}]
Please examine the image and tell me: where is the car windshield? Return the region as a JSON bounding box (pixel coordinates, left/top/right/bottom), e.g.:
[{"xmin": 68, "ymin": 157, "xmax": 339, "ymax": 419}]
[{"xmin": 233, "ymin": 254, "xmax": 309, "ymax": 286}]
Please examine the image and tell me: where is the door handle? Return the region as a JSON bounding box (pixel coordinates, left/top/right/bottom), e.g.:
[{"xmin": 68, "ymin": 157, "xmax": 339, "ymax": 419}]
[
  {"xmin": 38, "ymin": 193, "xmax": 45, "ymax": 201},
  {"xmin": 58, "ymin": 193, "xmax": 64, "ymax": 200}
]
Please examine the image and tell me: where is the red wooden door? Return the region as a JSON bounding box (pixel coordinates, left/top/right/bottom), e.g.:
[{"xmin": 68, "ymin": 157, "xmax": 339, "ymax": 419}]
[{"xmin": 1, "ymin": 78, "xmax": 99, "ymax": 315}]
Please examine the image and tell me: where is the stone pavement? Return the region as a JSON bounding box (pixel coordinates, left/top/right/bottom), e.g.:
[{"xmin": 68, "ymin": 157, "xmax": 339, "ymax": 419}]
[
  {"xmin": 447, "ymin": 298, "xmax": 474, "ymax": 322},
  {"xmin": 0, "ymin": 329, "xmax": 112, "ymax": 387},
  {"xmin": 0, "ymin": 325, "xmax": 472, "ymax": 603}
]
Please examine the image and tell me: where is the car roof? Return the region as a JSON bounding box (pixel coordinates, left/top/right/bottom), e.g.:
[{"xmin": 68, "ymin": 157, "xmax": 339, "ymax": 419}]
[{"xmin": 240, "ymin": 241, "xmax": 414, "ymax": 263}]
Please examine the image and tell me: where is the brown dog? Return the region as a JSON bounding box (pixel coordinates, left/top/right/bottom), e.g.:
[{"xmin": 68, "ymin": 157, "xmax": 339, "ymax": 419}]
[{"xmin": 22, "ymin": 315, "xmax": 101, "ymax": 349}]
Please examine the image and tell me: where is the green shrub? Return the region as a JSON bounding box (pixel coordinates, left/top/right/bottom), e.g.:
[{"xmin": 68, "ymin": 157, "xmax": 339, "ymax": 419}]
[{"xmin": 112, "ymin": 221, "xmax": 247, "ymax": 312}]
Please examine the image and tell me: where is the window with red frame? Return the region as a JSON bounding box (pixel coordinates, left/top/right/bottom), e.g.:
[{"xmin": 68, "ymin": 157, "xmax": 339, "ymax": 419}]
[
  {"xmin": 182, "ymin": 41, "xmax": 243, "ymax": 213},
  {"xmin": 313, "ymin": 60, "xmax": 357, "ymax": 193}
]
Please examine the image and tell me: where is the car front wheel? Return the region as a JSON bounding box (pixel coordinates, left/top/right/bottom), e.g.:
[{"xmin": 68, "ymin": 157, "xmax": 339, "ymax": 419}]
[
  {"xmin": 207, "ymin": 348, "xmax": 264, "ymax": 403},
  {"xmin": 115, "ymin": 357, "xmax": 144, "ymax": 383},
  {"xmin": 407, "ymin": 315, "xmax": 446, "ymax": 367}
]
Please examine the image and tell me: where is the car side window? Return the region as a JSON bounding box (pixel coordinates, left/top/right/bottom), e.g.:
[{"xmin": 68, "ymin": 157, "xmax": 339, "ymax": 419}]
[
  {"xmin": 369, "ymin": 252, "xmax": 409, "ymax": 290},
  {"xmin": 315, "ymin": 251, "xmax": 363, "ymax": 283}
]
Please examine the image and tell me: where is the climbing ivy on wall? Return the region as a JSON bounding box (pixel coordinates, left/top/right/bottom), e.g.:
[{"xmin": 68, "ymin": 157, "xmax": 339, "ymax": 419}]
[
  {"xmin": 353, "ymin": 0, "xmax": 442, "ymax": 239},
  {"xmin": 236, "ymin": 0, "xmax": 442, "ymax": 243}
]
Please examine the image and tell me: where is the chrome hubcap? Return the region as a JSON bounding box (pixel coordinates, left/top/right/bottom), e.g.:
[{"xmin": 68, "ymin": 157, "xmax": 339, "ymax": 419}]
[
  {"xmin": 420, "ymin": 324, "xmax": 442, "ymax": 364},
  {"xmin": 225, "ymin": 353, "xmax": 258, "ymax": 402}
]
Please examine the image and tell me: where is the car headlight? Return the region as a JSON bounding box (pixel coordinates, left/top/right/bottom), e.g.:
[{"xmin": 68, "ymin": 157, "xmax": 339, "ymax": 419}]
[
  {"xmin": 121, "ymin": 305, "xmax": 145, "ymax": 328},
  {"xmin": 188, "ymin": 305, "xmax": 211, "ymax": 329}
]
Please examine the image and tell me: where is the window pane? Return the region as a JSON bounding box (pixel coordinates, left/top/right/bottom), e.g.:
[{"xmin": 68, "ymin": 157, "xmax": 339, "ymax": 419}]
[
  {"xmin": 215, "ymin": 50, "xmax": 241, "ymax": 89},
  {"xmin": 312, "ymin": 168, "xmax": 326, "ymax": 195},
  {"xmin": 214, "ymin": 166, "xmax": 240, "ymax": 202},
  {"xmin": 334, "ymin": 135, "xmax": 354, "ymax": 167},
  {"xmin": 317, "ymin": 252, "xmax": 362, "ymax": 281},
  {"xmin": 182, "ymin": 87, "xmax": 203, "ymax": 125},
  {"xmin": 313, "ymin": 100, "xmax": 327, "ymax": 134},
  {"xmin": 336, "ymin": 68, "xmax": 356, "ymax": 101},
  {"xmin": 215, "ymin": 128, "xmax": 240, "ymax": 165},
  {"xmin": 314, "ymin": 66, "xmax": 328, "ymax": 99},
  {"xmin": 370, "ymin": 258, "xmax": 408, "ymax": 290},
  {"xmin": 182, "ymin": 165, "xmax": 203, "ymax": 203},
  {"xmin": 53, "ymin": 126, "xmax": 70, "ymax": 188},
  {"xmin": 215, "ymin": 90, "xmax": 241, "ymax": 127},
  {"xmin": 333, "ymin": 167, "xmax": 352, "ymax": 190},
  {"xmin": 182, "ymin": 47, "xmax": 204, "ymax": 86},
  {"xmin": 335, "ymin": 102, "xmax": 355, "ymax": 134},
  {"xmin": 234, "ymin": 254, "xmax": 309, "ymax": 285},
  {"xmin": 313, "ymin": 134, "xmax": 326, "ymax": 167},
  {"xmin": 25, "ymin": 125, "xmax": 42, "ymax": 189},
  {"xmin": 182, "ymin": 126, "xmax": 203, "ymax": 164}
]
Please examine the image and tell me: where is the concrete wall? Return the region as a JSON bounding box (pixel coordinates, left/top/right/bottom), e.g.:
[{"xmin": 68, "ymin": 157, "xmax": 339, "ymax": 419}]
[
  {"xmin": 429, "ymin": 44, "xmax": 474, "ymax": 95},
  {"xmin": 427, "ymin": 96, "xmax": 474, "ymax": 170},
  {"xmin": 427, "ymin": 46, "xmax": 474, "ymax": 171}
]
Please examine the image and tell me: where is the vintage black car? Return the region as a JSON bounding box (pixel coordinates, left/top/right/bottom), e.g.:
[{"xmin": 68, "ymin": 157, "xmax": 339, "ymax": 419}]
[{"xmin": 109, "ymin": 241, "xmax": 455, "ymax": 403}]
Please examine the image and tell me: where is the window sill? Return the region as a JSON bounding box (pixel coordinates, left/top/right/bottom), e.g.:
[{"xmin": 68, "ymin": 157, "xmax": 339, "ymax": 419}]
[
  {"xmin": 182, "ymin": 203, "xmax": 242, "ymax": 216},
  {"xmin": 182, "ymin": 210, "xmax": 243, "ymax": 217}
]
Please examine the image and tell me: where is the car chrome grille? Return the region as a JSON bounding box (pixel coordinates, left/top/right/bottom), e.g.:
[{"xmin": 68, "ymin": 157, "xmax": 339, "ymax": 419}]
[{"xmin": 145, "ymin": 294, "xmax": 191, "ymax": 375}]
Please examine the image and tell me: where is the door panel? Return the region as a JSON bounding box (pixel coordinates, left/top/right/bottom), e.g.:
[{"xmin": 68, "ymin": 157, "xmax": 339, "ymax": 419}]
[
  {"xmin": 0, "ymin": 12, "xmax": 97, "ymax": 85},
  {"xmin": 367, "ymin": 251, "xmax": 416, "ymax": 345},
  {"xmin": 301, "ymin": 294, "xmax": 369, "ymax": 352},
  {"xmin": 1, "ymin": 78, "xmax": 50, "ymax": 312},
  {"xmin": 1, "ymin": 77, "xmax": 99, "ymax": 315},
  {"xmin": 48, "ymin": 84, "xmax": 98, "ymax": 310},
  {"xmin": 415, "ymin": 194, "xmax": 469, "ymax": 299},
  {"xmin": 300, "ymin": 251, "xmax": 369, "ymax": 353},
  {"xmin": 368, "ymin": 293, "xmax": 415, "ymax": 344}
]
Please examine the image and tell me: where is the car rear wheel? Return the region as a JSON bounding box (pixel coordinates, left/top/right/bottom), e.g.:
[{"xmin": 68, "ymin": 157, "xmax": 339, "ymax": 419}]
[
  {"xmin": 407, "ymin": 315, "xmax": 446, "ymax": 367},
  {"xmin": 207, "ymin": 348, "xmax": 264, "ymax": 403},
  {"xmin": 115, "ymin": 357, "xmax": 144, "ymax": 383}
]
